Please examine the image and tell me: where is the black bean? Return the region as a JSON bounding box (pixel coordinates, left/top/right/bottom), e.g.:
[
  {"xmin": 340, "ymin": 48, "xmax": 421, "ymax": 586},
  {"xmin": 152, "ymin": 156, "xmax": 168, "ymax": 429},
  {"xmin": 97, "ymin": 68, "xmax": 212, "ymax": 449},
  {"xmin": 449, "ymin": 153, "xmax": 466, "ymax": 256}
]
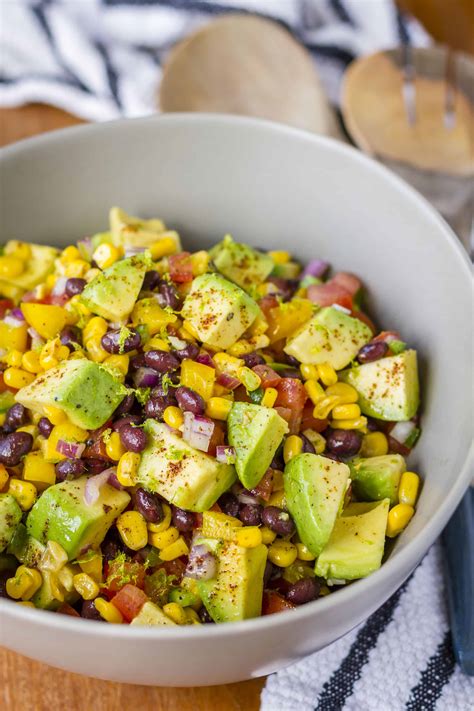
[
  {"xmin": 4, "ymin": 404, "xmax": 28, "ymax": 432},
  {"xmin": 129, "ymin": 353, "xmax": 147, "ymax": 371},
  {"xmin": 65, "ymin": 278, "xmax": 87, "ymax": 297},
  {"xmin": 0, "ymin": 432, "xmax": 33, "ymax": 466},
  {"xmin": 366, "ymin": 417, "xmax": 381, "ymax": 432},
  {"xmin": 357, "ymin": 341, "xmax": 389, "ymax": 363},
  {"xmin": 175, "ymin": 386, "xmax": 204, "ymax": 415},
  {"xmin": 81, "ymin": 599, "xmax": 105, "ymax": 621},
  {"xmin": 135, "ymin": 488, "xmax": 164, "ymax": 524},
  {"xmin": 199, "ymin": 607, "xmax": 215, "ymax": 624},
  {"xmin": 55, "ymin": 458, "xmax": 86, "ymax": 481},
  {"xmin": 218, "ymin": 492, "xmax": 240, "ymax": 518},
  {"xmin": 85, "ymin": 459, "xmax": 109, "ymax": 474},
  {"xmin": 119, "ymin": 424, "xmax": 147, "ymax": 453},
  {"xmin": 242, "ymin": 352, "xmax": 265, "ymax": 368},
  {"xmin": 286, "ymin": 578, "xmax": 320, "ymax": 605},
  {"xmin": 239, "ymin": 504, "xmax": 263, "ymax": 526},
  {"xmin": 263, "ymin": 560, "xmax": 276, "ymax": 587},
  {"xmin": 101, "ymin": 328, "xmax": 141, "ymax": 354},
  {"xmin": 38, "ymin": 417, "xmax": 54, "ymax": 438},
  {"xmin": 150, "ymin": 383, "xmax": 177, "ymax": 406},
  {"xmin": 301, "ymin": 434, "xmax": 316, "ymax": 454},
  {"xmin": 144, "ymin": 350, "xmax": 180, "ymax": 373},
  {"xmin": 268, "ymin": 278, "xmax": 298, "ymax": 302},
  {"xmin": 144, "ymin": 397, "xmax": 167, "ymax": 420},
  {"xmin": 284, "ymin": 354, "xmax": 301, "ymax": 368},
  {"xmin": 261, "ymin": 506, "xmax": 295, "ymax": 536},
  {"xmin": 270, "ymin": 449, "xmax": 285, "ymax": 471},
  {"xmin": 172, "ymin": 506, "xmax": 195, "ymax": 532},
  {"xmin": 326, "ymin": 428, "xmax": 362, "ymax": 457},
  {"xmin": 157, "ymin": 281, "xmax": 182, "ymax": 311},
  {"xmin": 276, "ymin": 367, "xmax": 302, "ymax": 379},
  {"xmin": 113, "ymin": 415, "xmax": 143, "ymax": 432},
  {"xmin": 142, "ymin": 270, "xmax": 161, "ymax": 291},
  {"xmin": 60, "ymin": 325, "xmax": 83, "ymax": 349},
  {"xmin": 101, "ymin": 538, "xmax": 121, "ymax": 562},
  {"xmin": 174, "ymin": 343, "xmax": 200, "ymax": 361},
  {"xmin": 114, "ymin": 393, "xmax": 135, "ymax": 417}
]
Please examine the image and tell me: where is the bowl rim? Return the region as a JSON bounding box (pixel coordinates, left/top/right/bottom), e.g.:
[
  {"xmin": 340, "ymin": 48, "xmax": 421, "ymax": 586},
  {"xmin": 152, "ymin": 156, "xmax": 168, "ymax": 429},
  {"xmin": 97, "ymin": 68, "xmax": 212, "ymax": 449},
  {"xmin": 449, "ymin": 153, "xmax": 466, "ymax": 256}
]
[{"xmin": 1, "ymin": 112, "xmax": 472, "ymax": 640}]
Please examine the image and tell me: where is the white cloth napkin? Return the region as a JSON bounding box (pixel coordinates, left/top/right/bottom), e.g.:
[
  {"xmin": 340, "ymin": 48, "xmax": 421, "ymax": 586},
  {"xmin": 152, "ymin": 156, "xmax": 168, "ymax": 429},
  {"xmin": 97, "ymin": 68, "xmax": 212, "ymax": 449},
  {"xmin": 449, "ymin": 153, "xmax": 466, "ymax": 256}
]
[{"xmin": 0, "ymin": 0, "xmax": 430, "ymax": 121}]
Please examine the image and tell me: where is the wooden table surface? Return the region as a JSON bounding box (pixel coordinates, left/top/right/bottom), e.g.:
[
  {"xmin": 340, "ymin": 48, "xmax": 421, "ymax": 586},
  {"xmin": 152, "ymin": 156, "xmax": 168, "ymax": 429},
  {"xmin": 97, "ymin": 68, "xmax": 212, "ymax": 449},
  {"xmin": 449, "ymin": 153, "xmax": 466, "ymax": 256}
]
[{"xmin": 0, "ymin": 102, "xmax": 265, "ymax": 711}]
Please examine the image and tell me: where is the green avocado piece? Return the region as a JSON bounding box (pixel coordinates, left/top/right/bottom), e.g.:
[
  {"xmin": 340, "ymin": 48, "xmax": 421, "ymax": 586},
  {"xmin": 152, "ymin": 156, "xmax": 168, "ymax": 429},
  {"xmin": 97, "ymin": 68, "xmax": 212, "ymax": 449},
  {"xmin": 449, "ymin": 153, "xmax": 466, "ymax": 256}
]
[
  {"xmin": 137, "ymin": 420, "xmax": 237, "ymax": 512},
  {"xmin": 315, "ymin": 499, "xmax": 390, "ymax": 580},
  {"xmin": 227, "ymin": 402, "xmax": 289, "ymax": 489},
  {"xmin": 284, "ymin": 306, "xmax": 372, "ymax": 370},
  {"xmin": 109, "ymin": 207, "xmax": 168, "ymax": 244},
  {"xmin": 80, "ymin": 254, "xmax": 147, "ymax": 322},
  {"xmin": 0, "ymin": 494, "xmax": 22, "ymax": 552},
  {"xmin": 181, "ymin": 273, "xmax": 259, "ymax": 349},
  {"xmin": 270, "ymin": 262, "xmax": 301, "ymax": 279},
  {"xmin": 0, "ymin": 244, "xmax": 58, "ymax": 291},
  {"xmin": 284, "ymin": 454, "xmax": 350, "ymax": 556},
  {"xmin": 130, "ymin": 600, "xmax": 177, "ymax": 626},
  {"xmin": 26, "ymin": 477, "xmax": 130, "ymax": 560},
  {"xmin": 350, "ymin": 454, "xmax": 406, "ymax": 505},
  {"xmin": 339, "ymin": 350, "xmax": 419, "ymax": 421},
  {"xmin": 7, "ymin": 523, "xmax": 45, "ymax": 567},
  {"xmin": 0, "ymin": 391, "xmax": 16, "ymax": 413},
  {"xmin": 15, "ymin": 359, "xmax": 127, "ymax": 430},
  {"xmin": 209, "ymin": 235, "xmax": 274, "ymax": 292},
  {"xmin": 196, "ymin": 536, "xmax": 267, "ymax": 623}
]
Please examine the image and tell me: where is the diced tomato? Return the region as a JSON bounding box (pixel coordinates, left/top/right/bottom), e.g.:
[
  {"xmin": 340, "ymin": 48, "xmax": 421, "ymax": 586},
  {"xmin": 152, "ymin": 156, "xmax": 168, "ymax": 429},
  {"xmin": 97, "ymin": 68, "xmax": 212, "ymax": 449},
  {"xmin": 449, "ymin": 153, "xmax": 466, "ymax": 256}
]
[
  {"xmin": 43, "ymin": 293, "xmax": 70, "ymax": 307},
  {"xmin": 111, "ymin": 583, "xmax": 148, "ymax": 621},
  {"xmin": 307, "ymin": 280, "xmax": 353, "ymax": 310},
  {"xmin": 301, "ymin": 402, "xmax": 328, "ymax": 432},
  {"xmin": 233, "ymin": 385, "xmax": 251, "ymax": 403},
  {"xmin": 352, "ymin": 310, "xmax": 376, "ymax": 334},
  {"xmin": 258, "ymin": 294, "xmax": 279, "ymax": 320},
  {"xmin": 262, "ymin": 590, "xmax": 295, "ymax": 615},
  {"xmin": 169, "ymin": 252, "xmax": 193, "ymax": 283},
  {"xmin": 195, "ymin": 513, "xmax": 203, "ymax": 528},
  {"xmin": 0, "ymin": 299, "xmax": 13, "ymax": 318},
  {"xmin": 56, "ymin": 602, "xmax": 80, "ymax": 617},
  {"xmin": 275, "ymin": 378, "xmax": 307, "ymax": 434},
  {"xmin": 372, "ymin": 330, "xmax": 400, "ymax": 343},
  {"xmin": 207, "ymin": 420, "xmax": 225, "ymax": 457},
  {"xmin": 252, "ymin": 364, "xmax": 281, "ymax": 388},
  {"xmin": 250, "ymin": 468, "xmax": 273, "ymax": 501},
  {"xmin": 332, "ymin": 272, "xmax": 361, "ymax": 296},
  {"xmin": 159, "ymin": 558, "xmax": 186, "ymax": 582},
  {"xmin": 104, "ymin": 559, "xmax": 146, "ymax": 597}
]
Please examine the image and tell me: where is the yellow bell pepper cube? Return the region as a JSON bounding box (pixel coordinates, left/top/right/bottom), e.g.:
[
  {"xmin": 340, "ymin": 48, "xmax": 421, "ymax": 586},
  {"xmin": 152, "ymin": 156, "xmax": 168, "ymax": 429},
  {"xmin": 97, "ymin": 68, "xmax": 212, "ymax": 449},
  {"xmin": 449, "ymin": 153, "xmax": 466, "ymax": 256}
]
[
  {"xmin": 21, "ymin": 303, "xmax": 69, "ymax": 340},
  {"xmin": 41, "ymin": 422, "xmax": 88, "ymax": 463},
  {"xmin": 266, "ymin": 298, "xmax": 314, "ymax": 343},
  {"xmin": 0, "ymin": 321, "xmax": 28, "ymax": 352},
  {"xmin": 180, "ymin": 359, "xmax": 215, "ymax": 401},
  {"xmin": 131, "ymin": 298, "xmax": 177, "ymax": 336},
  {"xmin": 22, "ymin": 451, "xmax": 56, "ymax": 491}
]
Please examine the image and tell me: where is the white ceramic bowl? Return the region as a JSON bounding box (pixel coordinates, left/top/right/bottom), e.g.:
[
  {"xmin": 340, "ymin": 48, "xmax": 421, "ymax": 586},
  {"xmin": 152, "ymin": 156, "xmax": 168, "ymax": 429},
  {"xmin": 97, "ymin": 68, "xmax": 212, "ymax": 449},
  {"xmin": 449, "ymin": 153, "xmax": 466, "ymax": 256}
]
[{"xmin": 0, "ymin": 115, "xmax": 472, "ymax": 686}]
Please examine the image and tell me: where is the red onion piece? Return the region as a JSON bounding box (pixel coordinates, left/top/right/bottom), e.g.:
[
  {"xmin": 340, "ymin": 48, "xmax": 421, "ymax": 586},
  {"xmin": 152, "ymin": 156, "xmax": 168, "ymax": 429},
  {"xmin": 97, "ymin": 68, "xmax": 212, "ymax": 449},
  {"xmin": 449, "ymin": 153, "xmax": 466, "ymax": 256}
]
[
  {"xmin": 4, "ymin": 314, "xmax": 25, "ymax": 328},
  {"xmin": 390, "ymin": 420, "xmax": 416, "ymax": 445},
  {"xmin": 51, "ymin": 276, "xmax": 68, "ymax": 296},
  {"xmin": 125, "ymin": 246, "xmax": 146, "ymax": 258},
  {"xmin": 107, "ymin": 470, "xmax": 124, "ymax": 490},
  {"xmin": 56, "ymin": 439, "xmax": 86, "ymax": 459},
  {"xmin": 215, "ymin": 445, "xmax": 236, "ymax": 464},
  {"xmin": 168, "ymin": 335, "xmax": 187, "ymax": 350},
  {"xmin": 331, "ymin": 303, "xmax": 351, "ymax": 314},
  {"xmin": 27, "ymin": 327, "xmax": 45, "ymax": 349},
  {"xmin": 301, "ymin": 259, "xmax": 329, "ymax": 279},
  {"xmin": 196, "ymin": 353, "xmax": 215, "ymax": 368},
  {"xmin": 77, "ymin": 238, "xmax": 93, "ymax": 259},
  {"xmin": 185, "ymin": 544, "xmax": 217, "ymax": 581},
  {"xmin": 83, "ymin": 468, "xmax": 116, "ymax": 505},
  {"xmin": 10, "ymin": 308, "xmax": 25, "ymax": 321},
  {"xmin": 182, "ymin": 412, "xmax": 214, "ymax": 452},
  {"xmin": 216, "ymin": 372, "xmax": 241, "ymax": 390},
  {"xmin": 237, "ymin": 491, "xmax": 260, "ymax": 505},
  {"xmin": 133, "ymin": 367, "xmax": 161, "ymax": 389}
]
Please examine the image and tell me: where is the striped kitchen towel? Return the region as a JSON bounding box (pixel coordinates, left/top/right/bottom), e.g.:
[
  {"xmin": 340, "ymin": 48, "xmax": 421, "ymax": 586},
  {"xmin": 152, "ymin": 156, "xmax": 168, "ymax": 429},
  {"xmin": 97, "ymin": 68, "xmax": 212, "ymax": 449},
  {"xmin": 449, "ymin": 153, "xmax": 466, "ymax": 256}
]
[
  {"xmin": 0, "ymin": 0, "xmax": 429, "ymax": 121},
  {"xmin": 261, "ymin": 543, "xmax": 474, "ymax": 711}
]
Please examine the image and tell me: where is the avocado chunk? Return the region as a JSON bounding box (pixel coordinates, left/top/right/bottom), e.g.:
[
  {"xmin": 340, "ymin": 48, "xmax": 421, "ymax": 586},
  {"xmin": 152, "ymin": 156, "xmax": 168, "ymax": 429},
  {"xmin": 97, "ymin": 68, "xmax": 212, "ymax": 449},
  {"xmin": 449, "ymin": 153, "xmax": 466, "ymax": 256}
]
[
  {"xmin": 284, "ymin": 306, "xmax": 372, "ymax": 370},
  {"xmin": 109, "ymin": 207, "xmax": 173, "ymax": 244},
  {"xmin": 227, "ymin": 402, "xmax": 289, "ymax": 489},
  {"xmin": 15, "ymin": 359, "xmax": 127, "ymax": 430},
  {"xmin": 339, "ymin": 350, "xmax": 419, "ymax": 421},
  {"xmin": 181, "ymin": 273, "xmax": 259, "ymax": 349},
  {"xmin": 130, "ymin": 601, "xmax": 177, "ymax": 626},
  {"xmin": 80, "ymin": 254, "xmax": 147, "ymax": 322},
  {"xmin": 196, "ymin": 536, "xmax": 267, "ymax": 622},
  {"xmin": 350, "ymin": 454, "xmax": 406, "ymax": 505},
  {"xmin": 137, "ymin": 420, "xmax": 237, "ymax": 512},
  {"xmin": 315, "ymin": 499, "xmax": 390, "ymax": 580},
  {"xmin": 0, "ymin": 243, "xmax": 58, "ymax": 293},
  {"xmin": 26, "ymin": 477, "xmax": 130, "ymax": 560},
  {"xmin": 0, "ymin": 494, "xmax": 22, "ymax": 552},
  {"xmin": 209, "ymin": 235, "xmax": 274, "ymax": 292},
  {"xmin": 284, "ymin": 454, "xmax": 350, "ymax": 556},
  {"xmin": 7, "ymin": 523, "xmax": 45, "ymax": 567}
]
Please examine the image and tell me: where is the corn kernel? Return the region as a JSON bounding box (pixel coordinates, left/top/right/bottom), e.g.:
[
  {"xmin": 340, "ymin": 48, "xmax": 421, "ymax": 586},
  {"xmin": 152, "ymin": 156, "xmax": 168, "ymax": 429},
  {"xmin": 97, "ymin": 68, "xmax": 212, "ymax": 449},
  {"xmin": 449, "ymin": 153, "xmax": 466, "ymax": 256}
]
[
  {"xmin": 22, "ymin": 451, "xmax": 56, "ymax": 491},
  {"xmin": 64, "ymin": 259, "xmax": 89, "ymax": 278},
  {"xmin": 85, "ymin": 268, "xmax": 101, "ymax": 282},
  {"xmin": 190, "ymin": 250, "xmax": 210, "ymax": 276},
  {"xmin": 0, "ymin": 255, "xmax": 24, "ymax": 278},
  {"xmin": 304, "ymin": 379, "xmax": 325, "ymax": 405},
  {"xmin": 312, "ymin": 395, "xmax": 342, "ymax": 420},
  {"xmin": 330, "ymin": 416, "xmax": 367, "ymax": 431},
  {"xmin": 78, "ymin": 551, "xmax": 103, "ymax": 583},
  {"xmin": 268, "ymin": 250, "xmax": 290, "ymax": 264},
  {"xmin": 39, "ymin": 541, "xmax": 68, "ymax": 573},
  {"xmin": 398, "ymin": 472, "xmax": 420, "ymax": 507},
  {"xmin": 260, "ymin": 526, "xmax": 277, "ymax": 544},
  {"xmin": 117, "ymin": 451, "xmax": 141, "ymax": 487},
  {"xmin": 302, "ymin": 429, "xmax": 326, "ymax": 454},
  {"xmin": 17, "ymin": 601, "xmax": 35, "ymax": 608},
  {"xmin": 43, "ymin": 405, "xmax": 68, "ymax": 426},
  {"xmin": 213, "ymin": 352, "xmax": 243, "ymax": 374},
  {"xmin": 4, "ymin": 349, "xmax": 23, "ymax": 368},
  {"xmin": 163, "ymin": 602, "xmax": 188, "ymax": 625},
  {"xmin": 317, "ymin": 362, "xmax": 338, "ymax": 386},
  {"xmin": 360, "ymin": 431, "xmax": 388, "ymax": 458},
  {"xmin": 160, "ymin": 536, "xmax": 190, "ymax": 561},
  {"xmin": 93, "ymin": 243, "xmax": 121, "ymax": 270},
  {"xmin": 5, "ymin": 240, "xmax": 32, "ymax": 261},
  {"xmin": 261, "ymin": 387, "xmax": 278, "ymax": 408},
  {"xmin": 300, "ymin": 363, "xmax": 318, "ymax": 381},
  {"xmin": 283, "ymin": 435, "xmax": 303, "ymax": 463},
  {"xmin": 268, "ymin": 540, "xmax": 297, "ymax": 567},
  {"xmin": 6, "ymin": 566, "xmax": 42, "ymax": 600},
  {"xmin": 226, "ymin": 340, "xmax": 256, "ymax": 357},
  {"xmin": 332, "ymin": 404, "xmax": 361, "ymax": 420},
  {"xmin": 83, "ymin": 316, "xmax": 108, "ymax": 343},
  {"xmin": 105, "ymin": 431, "xmax": 126, "ymax": 461},
  {"xmin": 22, "ymin": 350, "xmax": 43, "ymax": 374},
  {"xmin": 267, "ymin": 490, "xmax": 287, "ymax": 508},
  {"xmin": 325, "ymin": 382, "xmax": 358, "ymax": 403},
  {"xmin": 149, "ymin": 237, "xmax": 177, "ymax": 260},
  {"xmin": 386, "ymin": 503, "xmax": 415, "ymax": 537},
  {"xmin": 103, "ymin": 354, "xmax": 129, "ymax": 378},
  {"xmin": 185, "ymin": 608, "xmax": 202, "ymax": 624},
  {"xmin": 3, "ymin": 367, "xmax": 35, "ymax": 389},
  {"xmin": 149, "ymin": 526, "xmax": 179, "ymax": 550},
  {"xmin": 8, "ymin": 479, "xmax": 37, "ymax": 510},
  {"xmin": 40, "ymin": 339, "xmax": 69, "ymax": 371},
  {"xmin": 17, "ymin": 425, "xmax": 37, "ymax": 438},
  {"xmin": 95, "ymin": 597, "xmax": 123, "ymax": 623},
  {"xmin": 296, "ymin": 542, "xmax": 316, "ymax": 561},
  {"xmin": 237, "ymin": 366, "xmax": 261, "ymax": 392},
  {"xmin": 0, "ymin": 463, "xmax": 9, "ymax": 490},
  {"xmin": 205, "ymin": 397, "xmax": 233, "ymax": 421},
  {"xmin": 148, "ymin": 503, "xmax": 172, "ymax": 533},
  {"xmin": 85, "ymin": 336, "xmax": 108, "ymax": 363},
  {"xmin": 234, "ymin": 527, "xmax": 263, "ymax": 548},
  {"xmin": 73, "ymin": 573, "xmax": 100, "ymax": 600},
  {"xmin": 163, "ymin": 406, "xmax": 184, "ymax": 429},
  {"xmin": 116, "ymin": 510, "xmax": 148, "ymax": 551},
  {"xmin": 61, "ymin": 245, "xmax": 81, "ymax": 263}
]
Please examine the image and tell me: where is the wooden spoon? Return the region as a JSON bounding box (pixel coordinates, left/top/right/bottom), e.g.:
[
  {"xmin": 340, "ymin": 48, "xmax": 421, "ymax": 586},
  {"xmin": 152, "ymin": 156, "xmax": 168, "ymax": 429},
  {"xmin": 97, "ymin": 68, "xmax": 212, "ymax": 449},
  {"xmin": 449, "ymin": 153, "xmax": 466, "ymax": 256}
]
[{"xmin": 159, "ymin": 14, "xmax": 342, "ymax": 139}]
